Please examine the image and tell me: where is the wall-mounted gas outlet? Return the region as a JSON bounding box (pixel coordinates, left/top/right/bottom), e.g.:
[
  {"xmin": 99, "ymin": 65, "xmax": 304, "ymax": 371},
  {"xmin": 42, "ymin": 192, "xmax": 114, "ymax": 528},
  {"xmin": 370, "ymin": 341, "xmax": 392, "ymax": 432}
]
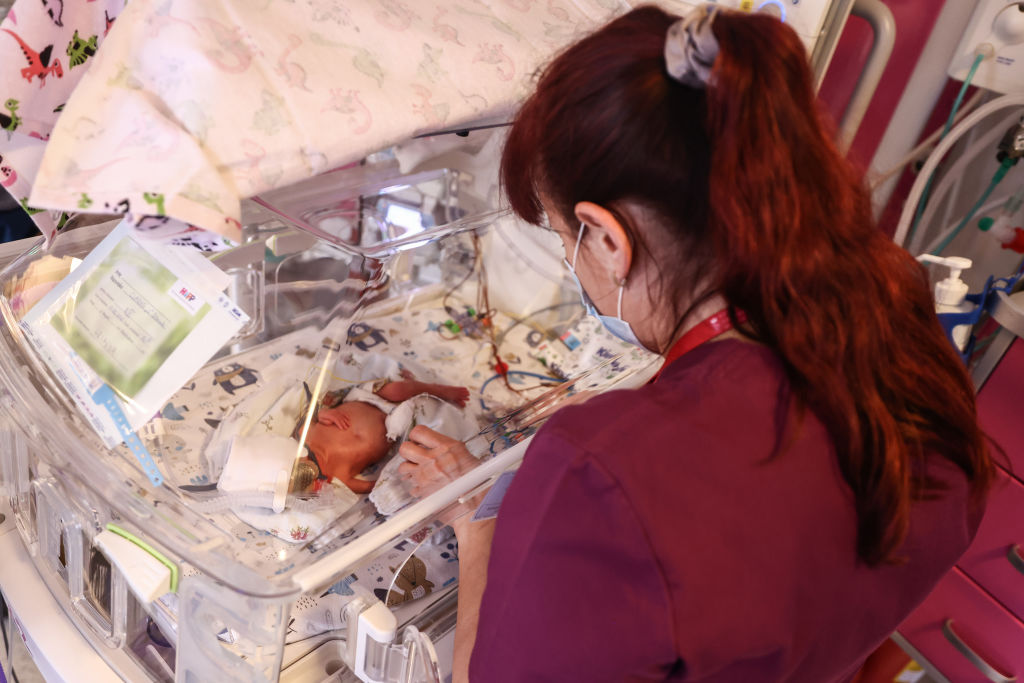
[{"xmin": 949, "ymin": 1, "xmax": 1024, "ymax": 94}]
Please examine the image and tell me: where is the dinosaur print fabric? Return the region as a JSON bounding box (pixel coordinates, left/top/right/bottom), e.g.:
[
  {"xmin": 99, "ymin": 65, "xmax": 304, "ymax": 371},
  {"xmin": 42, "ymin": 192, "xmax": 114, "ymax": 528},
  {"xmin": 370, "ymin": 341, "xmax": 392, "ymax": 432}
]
[
  {"xmin": 21, "ymin": 0, "xmax": 627, "ymax": 242},
  {"xmin": 0, "ymin": 0, "xmax": 125, "ymax": 242}
]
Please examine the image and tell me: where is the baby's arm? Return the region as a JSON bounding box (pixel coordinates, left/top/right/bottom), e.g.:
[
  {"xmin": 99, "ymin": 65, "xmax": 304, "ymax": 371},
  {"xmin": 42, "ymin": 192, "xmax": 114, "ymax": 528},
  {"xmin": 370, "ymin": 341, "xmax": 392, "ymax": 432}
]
[{"xmin": 376, "ymin": 380, "xmax": 470, "ymax": 408}]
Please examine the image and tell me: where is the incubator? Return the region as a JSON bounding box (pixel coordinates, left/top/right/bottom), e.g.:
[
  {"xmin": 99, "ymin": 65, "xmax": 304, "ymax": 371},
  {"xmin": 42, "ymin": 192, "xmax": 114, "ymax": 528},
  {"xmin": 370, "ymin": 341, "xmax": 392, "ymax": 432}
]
[{"xmin": 0, "ymin": 152, "xmax": 661, "ymax": 682}]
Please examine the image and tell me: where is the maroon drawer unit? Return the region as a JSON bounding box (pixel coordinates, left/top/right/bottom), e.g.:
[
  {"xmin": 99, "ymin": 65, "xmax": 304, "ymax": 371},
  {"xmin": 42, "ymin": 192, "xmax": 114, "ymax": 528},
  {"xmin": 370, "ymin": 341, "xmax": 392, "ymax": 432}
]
[
  {"xmin": 898, "ymin": 567, "xmax": 1024, "ymax": 682},
  {"xmin": 897, "ymin": 339, "xmax": 1024, "ymax": 681},
  {"xmin": 957, "ymin": 468, "xmax": 1024, "ymax": 623},
  {"xmin": 976, "ymin": 340, "xmax": 1024, "ymax": 482}
]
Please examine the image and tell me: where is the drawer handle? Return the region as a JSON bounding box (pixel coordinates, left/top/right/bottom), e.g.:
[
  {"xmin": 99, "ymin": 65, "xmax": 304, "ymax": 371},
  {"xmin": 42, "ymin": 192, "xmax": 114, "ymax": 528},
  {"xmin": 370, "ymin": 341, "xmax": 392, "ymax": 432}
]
[
  {"xmin": 1009, "ymin": 545, "xmax": 1024, "ymax": 576},
  {"xmin": 943, "ymin": 619, "xmax": 1017, "ymax": 683}
]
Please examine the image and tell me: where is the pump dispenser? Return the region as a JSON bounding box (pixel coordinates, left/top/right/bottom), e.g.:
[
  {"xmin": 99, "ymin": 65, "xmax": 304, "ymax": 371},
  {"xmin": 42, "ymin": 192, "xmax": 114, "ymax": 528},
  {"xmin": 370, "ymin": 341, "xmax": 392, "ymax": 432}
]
[{"xmin": 918, "ymin": 255, "xmax": 975, "ymax": 351}]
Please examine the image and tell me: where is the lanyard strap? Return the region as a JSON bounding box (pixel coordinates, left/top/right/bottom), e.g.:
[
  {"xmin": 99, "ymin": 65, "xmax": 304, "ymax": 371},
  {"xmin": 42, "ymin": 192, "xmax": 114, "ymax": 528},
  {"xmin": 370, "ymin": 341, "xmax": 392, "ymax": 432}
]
[{"xmin": 653, "ymin": 308, "xmax": 746, "ymax": 382}]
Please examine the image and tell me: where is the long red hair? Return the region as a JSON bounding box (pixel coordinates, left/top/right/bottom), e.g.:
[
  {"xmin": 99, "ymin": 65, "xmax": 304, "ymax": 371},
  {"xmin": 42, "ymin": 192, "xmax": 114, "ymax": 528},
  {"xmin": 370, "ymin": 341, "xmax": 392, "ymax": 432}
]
[{"xmin": 501, "ymin": 6, "xmax": 994, "ymax": 565}]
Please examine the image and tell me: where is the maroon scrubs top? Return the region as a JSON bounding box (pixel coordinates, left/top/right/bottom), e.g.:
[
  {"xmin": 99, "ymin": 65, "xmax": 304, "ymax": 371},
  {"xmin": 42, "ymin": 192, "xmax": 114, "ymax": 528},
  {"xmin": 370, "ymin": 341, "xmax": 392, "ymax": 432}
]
[{"xmin": 470, "ymin": 339, "xmax": 981, "ymax": 682}]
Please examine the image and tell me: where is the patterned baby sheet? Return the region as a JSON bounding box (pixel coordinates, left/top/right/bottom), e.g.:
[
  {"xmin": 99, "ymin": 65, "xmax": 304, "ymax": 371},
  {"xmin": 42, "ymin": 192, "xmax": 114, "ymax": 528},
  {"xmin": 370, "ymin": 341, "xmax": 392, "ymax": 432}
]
[
  {"xmin": 286, "ymin": 523, "xmax": 461, "ymax": 644},
  {"xmin": 22, "ymin": 0, "xmax": 634, "ymax": 241},
  {"xmin": 0, "ymin": 0, "xmax": 127, "ymax": 241}
]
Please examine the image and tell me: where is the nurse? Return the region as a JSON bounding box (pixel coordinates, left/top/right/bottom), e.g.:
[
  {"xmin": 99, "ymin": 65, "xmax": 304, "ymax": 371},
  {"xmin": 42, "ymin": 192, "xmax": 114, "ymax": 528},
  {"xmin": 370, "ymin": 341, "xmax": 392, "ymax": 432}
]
[{"xmin": 398, "ymin": 5, "xmax": 994, "ymax": 682}]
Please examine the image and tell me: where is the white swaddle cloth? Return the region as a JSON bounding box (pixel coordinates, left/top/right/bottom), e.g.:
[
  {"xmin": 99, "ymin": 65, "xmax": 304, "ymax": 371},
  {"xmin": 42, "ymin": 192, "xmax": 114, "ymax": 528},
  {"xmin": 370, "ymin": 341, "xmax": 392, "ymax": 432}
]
[{"xmin": 369, "ymin": 393, "xmax": 481, "ymax": 516}]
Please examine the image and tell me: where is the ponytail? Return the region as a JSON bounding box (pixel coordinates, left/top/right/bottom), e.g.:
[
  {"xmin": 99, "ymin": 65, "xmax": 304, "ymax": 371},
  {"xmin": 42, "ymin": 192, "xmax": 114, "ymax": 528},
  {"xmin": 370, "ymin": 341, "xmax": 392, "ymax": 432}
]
[
  {"xmin": 703, "ymin": 11, "xmax": 993, "ymax": 564},
  {"xmin": 501, "ymin": 6, "xmax": 995, "ymax": 566}
]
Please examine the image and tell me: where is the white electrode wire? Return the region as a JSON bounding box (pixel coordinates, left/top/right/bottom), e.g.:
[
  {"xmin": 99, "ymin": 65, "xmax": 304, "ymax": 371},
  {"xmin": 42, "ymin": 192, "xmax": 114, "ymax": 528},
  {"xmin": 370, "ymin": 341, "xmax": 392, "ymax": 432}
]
[
  {"xmin": 907, "ymin": 110, "xmax": 1021, "ymax": 254},
  {"xmin": 871, "ymin": 89, "xmax": 987, "ymax": 188},
  {"xmin": 919, "ymin": 196, "xmax": 1006, "ymax": 256},
  {"xmin": 894, "ymin": 94, "xmax": 1024, "ymax": 249}
]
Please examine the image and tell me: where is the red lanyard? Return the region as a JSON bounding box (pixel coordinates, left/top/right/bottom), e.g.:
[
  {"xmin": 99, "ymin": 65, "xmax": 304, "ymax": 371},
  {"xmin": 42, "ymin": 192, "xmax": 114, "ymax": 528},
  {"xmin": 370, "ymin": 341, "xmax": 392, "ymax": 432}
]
[{"xmin": 652, "ymin": 308, "xmax": 746, "ymax": 382}]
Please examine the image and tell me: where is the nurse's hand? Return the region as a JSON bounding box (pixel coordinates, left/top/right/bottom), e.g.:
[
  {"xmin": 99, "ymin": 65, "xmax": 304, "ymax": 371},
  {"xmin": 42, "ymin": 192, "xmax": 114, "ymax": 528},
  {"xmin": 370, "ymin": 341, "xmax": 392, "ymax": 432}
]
[
  {"xmin": 401, "ymin": 426, "xmax": 494, "ymax": 683},
  {"xmin": 398, "ymin": 426, "xmax": 482, "ymax": 530},
  {"xmin": 397, "ymin": 425, "xmax": 477, "ymax": 495}
]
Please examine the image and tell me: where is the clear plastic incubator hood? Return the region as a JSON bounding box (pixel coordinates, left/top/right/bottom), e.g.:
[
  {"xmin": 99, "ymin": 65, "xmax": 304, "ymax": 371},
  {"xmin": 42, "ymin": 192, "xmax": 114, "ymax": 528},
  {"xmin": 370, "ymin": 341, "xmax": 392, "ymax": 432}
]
[{"xmin": 0, "ymin": 152, "xmax": 659, "ymax": 682}]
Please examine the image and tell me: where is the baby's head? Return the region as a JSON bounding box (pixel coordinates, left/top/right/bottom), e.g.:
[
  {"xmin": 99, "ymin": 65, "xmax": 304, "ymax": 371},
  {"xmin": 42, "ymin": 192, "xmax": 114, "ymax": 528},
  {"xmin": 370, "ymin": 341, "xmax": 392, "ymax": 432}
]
[{"xmin": 301, "ymin": 400, "xmax": 390, "ymax": 493}]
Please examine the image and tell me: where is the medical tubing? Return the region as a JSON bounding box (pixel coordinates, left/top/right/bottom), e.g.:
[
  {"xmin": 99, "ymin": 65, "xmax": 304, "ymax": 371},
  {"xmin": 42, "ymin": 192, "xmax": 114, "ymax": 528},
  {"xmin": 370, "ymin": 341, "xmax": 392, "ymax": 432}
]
[
  {"xmin": 929, "ymin": 158, "xmax": 1016, "ymax": 255},
  {"xmin": 872, "ymin": 90, "xmax": 986, "ymax": 188},
  {"xmin": 920, "ymin": 196, "xmax": 1006, "ymax": 257},
  {"xmin": 908, "ymin": 111, "xmax": 1022, "ymax": 254},
  {"xmin": 495, "ymin": 302, "xmax": 579, "ymax": 346},
  {"xmin": 894, "ymin": 94, "xmax": 1024, "ymax": 249},
  {"xmin": 945, "ymin": 53, "xmax": 985, "ymax": 137},
  {"xmin": 478, "ymin": 370, "xmax": 565, "ymax": 412},
  {"xmin": 905, "ymin": 52, "xmax": 987, "ymax": 247}
]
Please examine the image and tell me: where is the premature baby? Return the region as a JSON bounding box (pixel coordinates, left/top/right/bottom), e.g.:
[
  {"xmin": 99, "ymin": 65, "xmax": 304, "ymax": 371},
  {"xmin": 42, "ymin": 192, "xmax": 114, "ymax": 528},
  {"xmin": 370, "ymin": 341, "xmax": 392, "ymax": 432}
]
[
  {"xmin": 294, "ymin": 373, "xmax": 470, "ymax": 494},
  {"xmin": 212, "ymin": 351, "xmax": 479, "ymax": 525}
]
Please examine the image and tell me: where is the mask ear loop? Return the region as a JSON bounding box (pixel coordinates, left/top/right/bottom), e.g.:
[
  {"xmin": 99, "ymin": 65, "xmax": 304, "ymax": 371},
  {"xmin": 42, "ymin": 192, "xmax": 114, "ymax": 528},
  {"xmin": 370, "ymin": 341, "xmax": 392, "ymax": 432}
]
[
  {"xmin": 573, "ymin": 222, "xmax": 629, "ymax": 321},
  {"xmin": 616, "ymin": 279, "xmax": 627, "ymax": 320},
  {"xmin": 570, "ymin": 223, "xmax": 586, "ymax": 269}
]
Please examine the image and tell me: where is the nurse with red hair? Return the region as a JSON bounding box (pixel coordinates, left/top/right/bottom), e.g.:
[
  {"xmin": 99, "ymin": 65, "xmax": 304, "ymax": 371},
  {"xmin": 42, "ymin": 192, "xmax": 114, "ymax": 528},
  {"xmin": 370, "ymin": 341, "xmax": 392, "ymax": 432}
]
[{"xmin": 399, "ymin": 5, "xmax": 995, "ymax": 681}]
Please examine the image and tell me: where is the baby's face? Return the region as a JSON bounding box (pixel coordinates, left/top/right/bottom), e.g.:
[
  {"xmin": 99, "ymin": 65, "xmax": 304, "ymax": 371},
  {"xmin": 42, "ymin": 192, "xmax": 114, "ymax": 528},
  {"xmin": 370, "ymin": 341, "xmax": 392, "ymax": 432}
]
[{"xmin": 305, "ymin": 401, "xmax": 389, "ymax": 482}]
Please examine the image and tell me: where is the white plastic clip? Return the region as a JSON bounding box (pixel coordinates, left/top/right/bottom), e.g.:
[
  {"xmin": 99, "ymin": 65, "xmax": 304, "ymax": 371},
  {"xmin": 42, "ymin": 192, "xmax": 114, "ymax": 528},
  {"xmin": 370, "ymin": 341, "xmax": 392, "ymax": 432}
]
[{"xmin": 352, "ymin": 598, "xmax": 398, "ymax": 683}]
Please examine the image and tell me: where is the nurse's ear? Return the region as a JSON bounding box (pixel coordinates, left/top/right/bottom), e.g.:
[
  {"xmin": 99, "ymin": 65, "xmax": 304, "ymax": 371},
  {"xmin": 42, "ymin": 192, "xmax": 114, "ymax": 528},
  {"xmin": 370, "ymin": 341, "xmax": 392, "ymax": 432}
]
[{"xmin": 573, "ymin": 202, "xmax": 633, "ymax": 284}]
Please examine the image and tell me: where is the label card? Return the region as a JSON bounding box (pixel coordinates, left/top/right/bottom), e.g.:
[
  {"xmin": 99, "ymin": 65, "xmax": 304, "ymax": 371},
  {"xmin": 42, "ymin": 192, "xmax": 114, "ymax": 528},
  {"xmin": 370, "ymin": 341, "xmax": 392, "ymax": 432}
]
[{"xmin": 22, "ymin": 220, "xmax": 249, "ymax": 453}]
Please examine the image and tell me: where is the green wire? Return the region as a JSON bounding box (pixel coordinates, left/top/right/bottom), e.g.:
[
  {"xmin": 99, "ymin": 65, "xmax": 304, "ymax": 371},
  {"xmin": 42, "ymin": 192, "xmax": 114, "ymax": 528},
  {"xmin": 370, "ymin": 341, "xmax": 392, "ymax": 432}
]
[
  {"xmin": 930, "ymin": 157, "xmax": 1016, "ymax": 256},
  {"xmin": 906, "ymin": 52, "xmax": 986, "ymax": 247}
]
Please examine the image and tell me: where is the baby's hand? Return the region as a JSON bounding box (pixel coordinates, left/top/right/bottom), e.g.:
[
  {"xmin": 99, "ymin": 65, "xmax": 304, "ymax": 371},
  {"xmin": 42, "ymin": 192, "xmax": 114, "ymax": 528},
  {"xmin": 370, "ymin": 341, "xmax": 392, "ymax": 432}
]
[{"xmin": 318, "ymin": 410, "xmax": 352, "ymax": 431}]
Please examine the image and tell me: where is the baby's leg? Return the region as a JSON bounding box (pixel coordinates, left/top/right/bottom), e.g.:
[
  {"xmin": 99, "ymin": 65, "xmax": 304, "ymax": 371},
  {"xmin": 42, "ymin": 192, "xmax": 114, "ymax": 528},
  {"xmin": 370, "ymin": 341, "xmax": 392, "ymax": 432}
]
[{"xmin": 376, "ymin": 380, "xmax": 469, "ymax": 408}]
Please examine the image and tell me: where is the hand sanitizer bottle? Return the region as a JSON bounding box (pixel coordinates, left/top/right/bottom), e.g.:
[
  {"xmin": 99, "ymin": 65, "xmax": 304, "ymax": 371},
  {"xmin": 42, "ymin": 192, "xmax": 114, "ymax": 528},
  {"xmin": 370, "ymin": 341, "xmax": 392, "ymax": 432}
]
[{"xmin": 918, "ymin": 255, "xmax": 974, "ymax": 352}]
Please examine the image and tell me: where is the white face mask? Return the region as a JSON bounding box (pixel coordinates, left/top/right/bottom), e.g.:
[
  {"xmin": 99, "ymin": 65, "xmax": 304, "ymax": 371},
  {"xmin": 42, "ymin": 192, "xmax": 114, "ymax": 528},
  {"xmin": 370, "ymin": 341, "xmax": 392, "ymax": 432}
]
[{"xmin": 564, "ymin": 223, "xmax": 647, "ymax": 350}]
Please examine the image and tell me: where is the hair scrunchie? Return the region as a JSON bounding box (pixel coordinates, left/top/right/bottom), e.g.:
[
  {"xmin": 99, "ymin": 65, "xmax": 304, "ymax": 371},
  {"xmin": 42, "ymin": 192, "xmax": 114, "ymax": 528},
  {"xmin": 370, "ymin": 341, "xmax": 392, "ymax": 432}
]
[{"xmin": 664, "ymin": 4, "xmax": 720, "ymax": 89}]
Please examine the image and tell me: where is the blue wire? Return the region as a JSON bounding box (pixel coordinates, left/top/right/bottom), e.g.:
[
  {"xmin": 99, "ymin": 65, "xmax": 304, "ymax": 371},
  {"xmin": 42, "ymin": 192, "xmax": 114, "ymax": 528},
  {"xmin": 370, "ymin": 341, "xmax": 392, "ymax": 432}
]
[
  {"xmin": 477, "ymin": 371, "xmax": 566, "ymax": 411},
  {"xmin": 906, "ymin": 52, "xmax": 985, "ymax": 247}
]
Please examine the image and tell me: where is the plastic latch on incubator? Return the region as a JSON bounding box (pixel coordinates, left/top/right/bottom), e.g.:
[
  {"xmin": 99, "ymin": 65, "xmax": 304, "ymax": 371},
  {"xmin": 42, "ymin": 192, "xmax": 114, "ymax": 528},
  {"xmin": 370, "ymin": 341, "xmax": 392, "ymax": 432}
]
[
  {"xmin": 350, "ymin": 598, "xmax": 399, "ymax": 683},
  {"xmin": 94, "ymin": 525, "xmax": 178, "ymax": 604}
]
